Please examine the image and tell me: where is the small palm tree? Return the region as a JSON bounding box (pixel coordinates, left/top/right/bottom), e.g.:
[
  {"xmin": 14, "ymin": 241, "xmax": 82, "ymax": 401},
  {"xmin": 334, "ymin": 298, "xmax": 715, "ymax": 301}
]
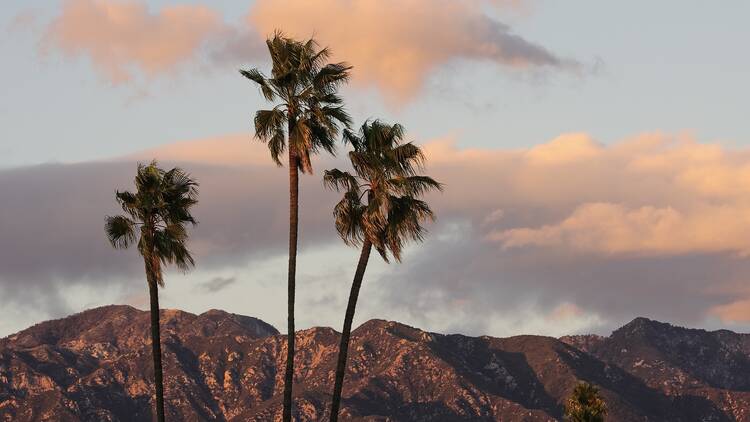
[
  {"xmin": 564, "ymin": 382, "xmax": 608, "ymax": 422},
  {"xmin": 105, "ymin": 162, "xmax": 198, "ymax": 422},
  {"xmin": 240, "ymin": 31, "xmax": 351, "ymax": 422},
  {"xmin": 324, "ymin": 120, "xmax": 442, "ymax": 421}
]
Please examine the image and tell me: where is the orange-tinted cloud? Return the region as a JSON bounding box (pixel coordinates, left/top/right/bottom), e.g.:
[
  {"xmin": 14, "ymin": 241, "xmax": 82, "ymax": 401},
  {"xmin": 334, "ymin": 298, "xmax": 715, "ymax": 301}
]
[
  {"xmin": 249, "ymin": 0, "xmax": 578, "ymax": 103},
  {"xmin": 43, "ymin": 0, "xmax": 223, "ymax": 83},
  {"xmin": 709, "ymin": 299, "xmax": 750, "ymax": 323},
  {"xmin": 493, "ymin": 202, "xmax": 750, "ymax": 256},
  {"xmin": 419, "ymin": 133, "xmax": 750, "ymax": 257},
  {"xmin": 124, "ymin": 134, "xmax": 274, "ymax": 167}
]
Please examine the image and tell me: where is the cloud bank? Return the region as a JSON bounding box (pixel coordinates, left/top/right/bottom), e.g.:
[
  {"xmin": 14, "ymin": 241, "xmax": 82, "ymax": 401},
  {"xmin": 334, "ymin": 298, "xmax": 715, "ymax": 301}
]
[
  {"xmin": 37, "ymin": 0, "xmax": 576, "ymax": 102},
  {"xmin": 3, "ymin": 133, "xmax": 750, "ymax": 337}
]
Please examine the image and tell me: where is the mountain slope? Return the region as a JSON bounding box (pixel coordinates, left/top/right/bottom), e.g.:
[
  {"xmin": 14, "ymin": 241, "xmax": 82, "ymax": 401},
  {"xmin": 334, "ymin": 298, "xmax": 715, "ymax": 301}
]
[
  {"xmin": 563, "ymin": 317, "xmax": 750, "ymax": 421},
  {"xmin": 0, "ymin": 306, "xmax": 748, "ymax": 421}
]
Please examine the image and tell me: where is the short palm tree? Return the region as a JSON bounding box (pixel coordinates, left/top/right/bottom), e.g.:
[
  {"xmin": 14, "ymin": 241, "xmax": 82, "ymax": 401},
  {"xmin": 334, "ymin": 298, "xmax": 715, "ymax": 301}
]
[
  {"xmin": 240, "ymin": 31, "xmax": 351, "ymax": 421},
  {"xmin": 324, "ymin": 120, "xmax": 442, "ymax": 421},
  {"xmin": 105, "ymin": 162, "xmax": 198, "ymax": 422},
  {"xmin": 564, "ymin": 382, "xmax": 608, "ymax": 422}
]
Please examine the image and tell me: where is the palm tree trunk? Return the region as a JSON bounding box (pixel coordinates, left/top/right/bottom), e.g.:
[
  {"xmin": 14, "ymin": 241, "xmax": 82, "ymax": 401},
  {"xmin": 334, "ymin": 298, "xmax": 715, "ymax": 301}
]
[
  {"xmin": 283, "ymin": 151, "xmax": 299, "ymax": 422},
  {"xmin": 329, "ymin": 239, "xmax": 373, "ymax": 422},
  {"xmin": 147, "ymin": 277, "xmax": 166, "ymax": 422}
]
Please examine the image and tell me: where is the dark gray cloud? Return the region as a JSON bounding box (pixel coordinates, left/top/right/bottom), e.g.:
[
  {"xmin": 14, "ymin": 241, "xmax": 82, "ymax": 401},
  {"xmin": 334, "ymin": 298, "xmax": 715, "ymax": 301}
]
[
  {"xmin": 0, "ymin": 159, "xmax": 341, "ymax": 312},
  {"xmin": 471, "ymin": 16, "xmax": 580, "ymax": 71},
  {"xmin": 208, "ymin": 27, "xmax": 266, "ymax": 67},
  {"xmin": 199, "ymin": 276, "xmax": 237, "ymax": 293}
]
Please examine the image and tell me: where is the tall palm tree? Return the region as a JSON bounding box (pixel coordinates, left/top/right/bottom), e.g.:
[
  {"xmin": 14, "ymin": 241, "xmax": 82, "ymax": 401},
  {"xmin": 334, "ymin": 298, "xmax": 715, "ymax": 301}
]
[
  {"xmin": 564, "ymin": 382, "xmax": 608, "ymax": 422},
  {"xmin": 240, "ymin": 31, "xmax": 351, "ymax": 421},
  {"xmin": 324, "ymin": 120, "xmax": 442, "ymax": 421},
  {"xmin": 105, "ymin": 162, "xmax": 198, "ymax": 422}
]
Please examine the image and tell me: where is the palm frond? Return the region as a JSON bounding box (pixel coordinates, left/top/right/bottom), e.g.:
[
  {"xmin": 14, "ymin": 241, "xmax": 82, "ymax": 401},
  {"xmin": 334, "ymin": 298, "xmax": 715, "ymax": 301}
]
[
  {"xmin": 162, "ymin": 167, "xmax": 199, "ymax": 226},
  {"xmin": 115, "ymin": 190, "xmax": 139, "ymax": 217},
  {"xmin": 105, "ymin": 215, "xmax": 136, "ymax": 249},
  {"xmin": 389, "ymin": 142, "xmax": 425, "ymax": 175},
  {"xmin": 387, "ymin": 175, "xmax": 443, "ymax": 196},
  {"xmin": 268, "ymin": 129, "xmax": 287, "ymax": 166},
  {"xmin": 308, "ymin": 120, "xmax": 338, "ymax": 156},
  {"xmin": 313, "ymin": 62, "xmax": 352, "ymax": 94},
  {"xmin": 254, "ymin": 108, "xmax": 287, "ymax": 141},
  {"xmin": 342, "ymin": 128, "xmax": 363, "ymax": 149},
  {"xmin": 332, "ymin": 191, "xmax": 365, "ymax": 247},
  {"xmin": 239, "ymin": 68, "xmax": 275, "ymax": 101},
  {"xmin": 318, "ymin": 105, "xmax": 351, "ymax": 128},
  {"xmin": 154, "ymin": 227, "xmax": 195, "ymax": 271},
  {"xmin": 323, "ymin": 169, "xmax": 359, "ymax": 192},
  {"xmin": 384, "ymin": 196, "xmax": 435, "ymax": 262}
]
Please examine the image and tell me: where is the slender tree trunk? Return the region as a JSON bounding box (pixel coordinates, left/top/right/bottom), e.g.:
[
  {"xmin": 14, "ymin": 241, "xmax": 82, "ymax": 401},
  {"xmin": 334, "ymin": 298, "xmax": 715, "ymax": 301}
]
[
  {"xmin": 283, "ymin": 151, "xmax": 300, "ymax": 422},
  {"xmin": 147, "ymin": 276, "xmax": 166, "ymax": 422},
  {"xmin": 329, "ymin": 240, "xmax": 373, "ymax": 422}
]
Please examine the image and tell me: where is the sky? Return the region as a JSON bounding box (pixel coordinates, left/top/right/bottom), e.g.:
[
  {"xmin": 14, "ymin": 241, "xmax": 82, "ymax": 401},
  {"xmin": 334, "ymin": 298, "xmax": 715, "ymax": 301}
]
[{"xmin": 1, "ymin": 0, "xmax": 750, "ymax": 338}]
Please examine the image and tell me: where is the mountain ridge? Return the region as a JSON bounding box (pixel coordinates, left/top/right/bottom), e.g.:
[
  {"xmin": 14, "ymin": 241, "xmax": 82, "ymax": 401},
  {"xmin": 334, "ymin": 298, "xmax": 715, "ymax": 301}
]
[{"xmin": 1, "ymin": 305, "xmax": 749, "ymax": 421}]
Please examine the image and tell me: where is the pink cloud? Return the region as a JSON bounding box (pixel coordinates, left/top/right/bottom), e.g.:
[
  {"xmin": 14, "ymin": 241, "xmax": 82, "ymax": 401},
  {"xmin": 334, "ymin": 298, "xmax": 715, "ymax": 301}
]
[
  {"xmin": 43, "ymin": 0, "xmax": 223, "ymax": 83},
  {"xmin": 249, "ymin": 0, "xmax": 578, "ymax": 103}
]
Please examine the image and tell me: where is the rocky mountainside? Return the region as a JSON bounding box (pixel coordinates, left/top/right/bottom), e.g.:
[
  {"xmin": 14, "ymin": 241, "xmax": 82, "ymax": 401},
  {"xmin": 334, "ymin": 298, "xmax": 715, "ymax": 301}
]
[{"xmin": 1, "ymin": 306, "xmax": 749, "ymax": 421}]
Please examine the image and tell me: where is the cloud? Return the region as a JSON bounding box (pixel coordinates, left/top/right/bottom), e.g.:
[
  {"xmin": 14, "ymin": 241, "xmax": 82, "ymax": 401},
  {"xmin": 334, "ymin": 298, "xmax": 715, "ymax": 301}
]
[
  {"xmin": 4, "ymin": 132, "xmax": 750, "ymax": 337},
  {"xmin": 250, "ymin": 0, "xmax": 579, "ymax": 103},
  {"xmin": 42, "ymin": 0, "xmax": 225, "ymax": 83},
  {"xmin": 125, "ymin": 134, "xmax": 275, "ymax": 167},
  {"xmin": 199, "ymin": 276, "xmax": 237, "ymax": 293},
  {"xmin": 709, "ymin": 299, "xmax": 750, "ymax": 323},
  {"xmin": 525, "ymin": 133, "xmax": 603, "ymax": 165},
  {"xmin": 493, "ymin": 202, "xmax": 750, "ymax": 256},
  {"xmin": 479, "ymin": 134, "xmax": 750, "ymax": 257},
  {"xmin": 37, "ymin": 0, "xmax": 576, "ymax": 103}
]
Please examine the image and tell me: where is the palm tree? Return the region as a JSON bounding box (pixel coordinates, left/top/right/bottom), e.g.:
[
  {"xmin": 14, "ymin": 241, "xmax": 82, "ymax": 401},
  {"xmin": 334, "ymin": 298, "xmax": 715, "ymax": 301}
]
[
  {"xmin": 564, "ymin": 382, "xmax": 608, "ymax": 422},
  {"xmin": 324, "ymin": 120, "xmax": 442, "ymax": 421},
  {"xmin": 240, "ymin": 31, "xmax": 351, "ymax": 421},
  {"xmin": 105, "ymin": 162, "xmax": 198, "ymax": 422}
]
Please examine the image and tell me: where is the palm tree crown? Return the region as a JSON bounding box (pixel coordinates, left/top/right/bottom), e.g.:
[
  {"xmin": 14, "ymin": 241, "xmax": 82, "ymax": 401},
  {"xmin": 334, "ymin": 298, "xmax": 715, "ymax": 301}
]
[
  {"xmin": 240, "ymin": 31, "xmax": 352, "ymax": 173},
  {"xmin": 324, "ymin": 120, "xmax": 442, "ymax": 262},
  {"xmin": 105, "ymin": 162, "xmax": 198, "ymax": 284}
]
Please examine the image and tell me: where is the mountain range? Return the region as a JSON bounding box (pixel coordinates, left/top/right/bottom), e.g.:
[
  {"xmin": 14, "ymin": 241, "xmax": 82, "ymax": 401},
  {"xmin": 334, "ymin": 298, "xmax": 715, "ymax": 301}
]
[{"xmin": 1, "ymin": 305, "xmax": 749, "ymax": 421}]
